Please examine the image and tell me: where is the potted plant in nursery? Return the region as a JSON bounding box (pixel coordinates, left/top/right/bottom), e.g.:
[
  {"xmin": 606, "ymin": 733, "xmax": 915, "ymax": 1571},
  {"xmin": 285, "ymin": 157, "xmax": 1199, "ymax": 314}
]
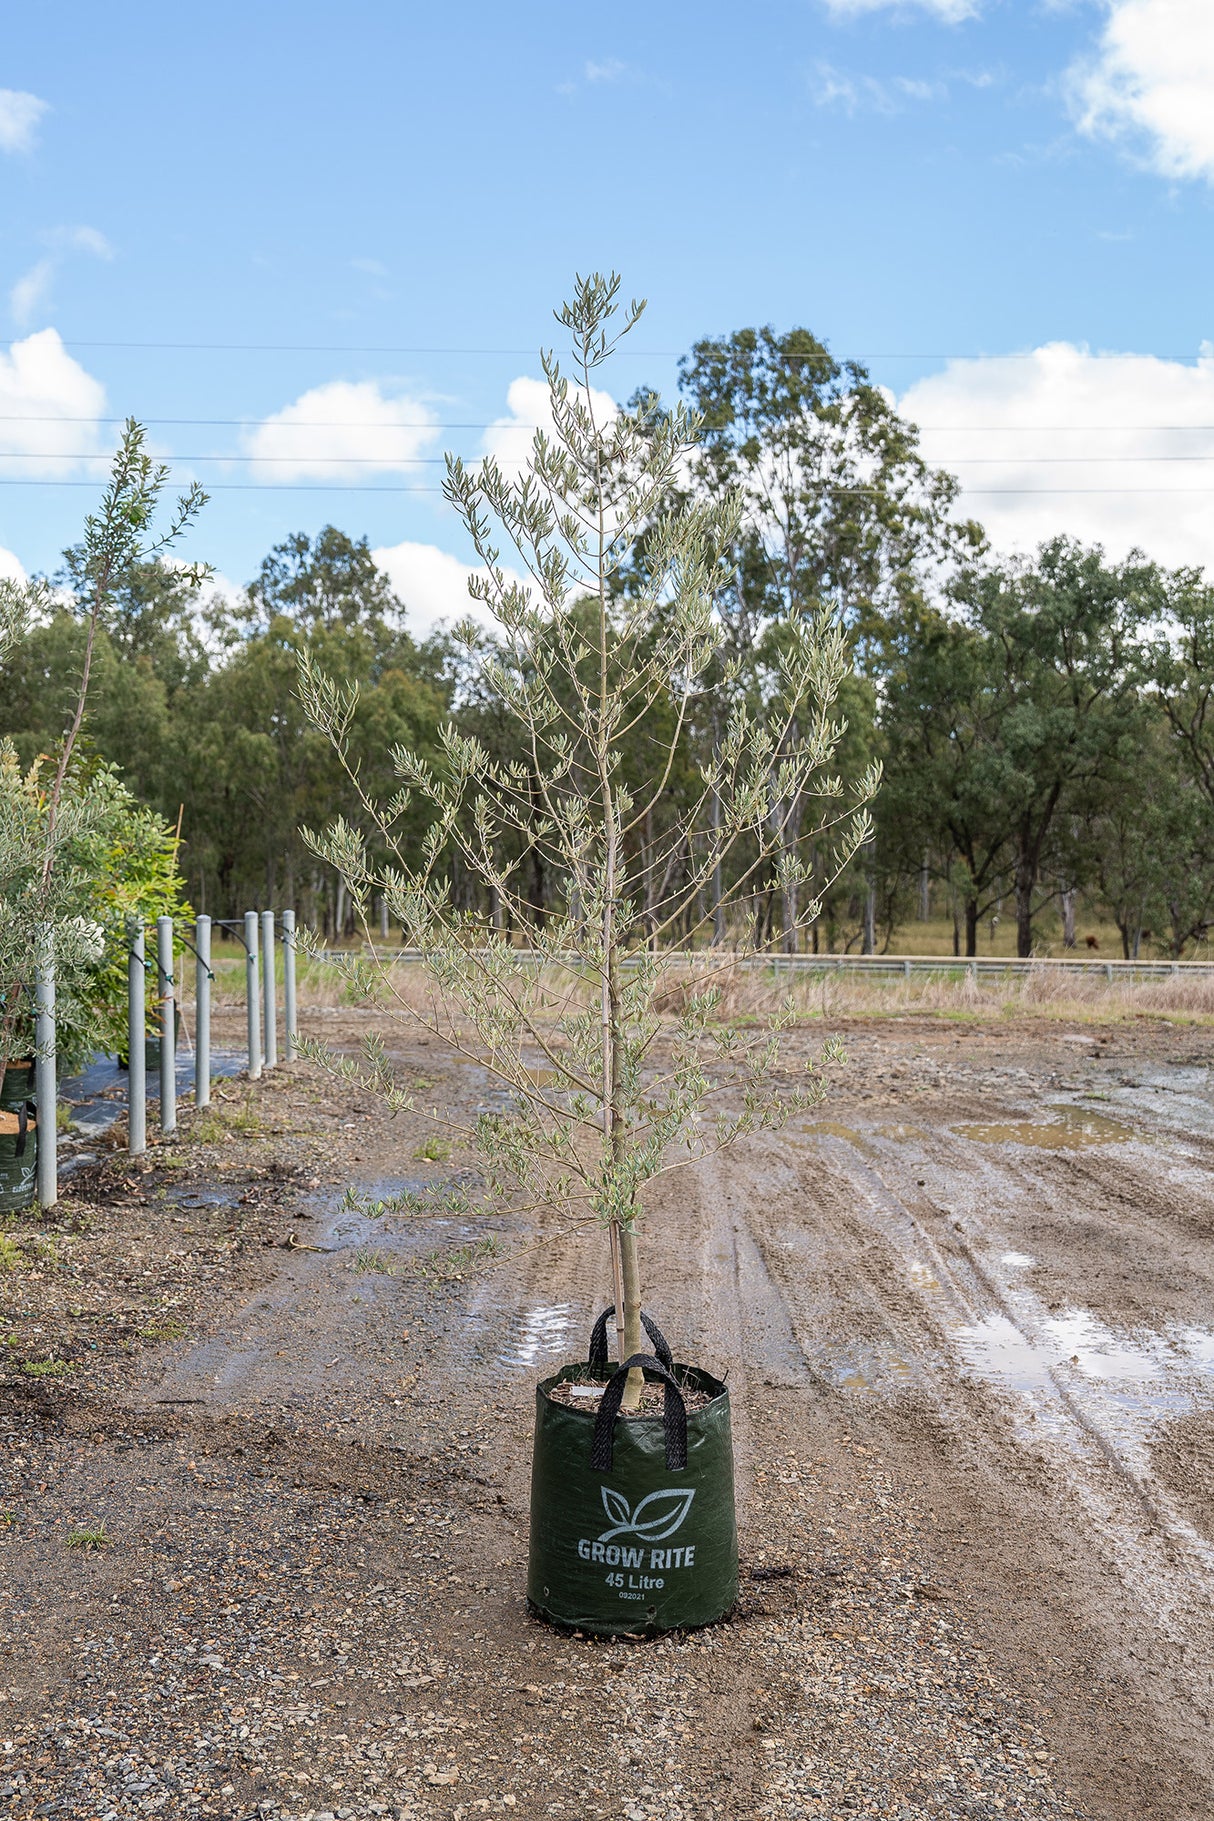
[{"xmin": 299, "ymin": 273, "xmax": 876, "ymax": 1635}]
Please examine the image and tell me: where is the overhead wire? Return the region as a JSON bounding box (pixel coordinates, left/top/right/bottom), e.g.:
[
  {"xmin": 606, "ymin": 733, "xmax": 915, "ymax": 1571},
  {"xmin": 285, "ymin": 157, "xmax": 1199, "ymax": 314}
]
[
  {"xmin": 8, "ymin": 415, "xmax": 1214, "ymax": 431},
  {"xmin": 8, "ymin": 451, "xmax": 1214, "ymax": 464},
  {"xmin": 3, "ymin": 479, "xmax": 1214, "ymax": 496},
  {"xmin": 44, "ymin": 340, "xmax": 1214, "ymax": 361}
]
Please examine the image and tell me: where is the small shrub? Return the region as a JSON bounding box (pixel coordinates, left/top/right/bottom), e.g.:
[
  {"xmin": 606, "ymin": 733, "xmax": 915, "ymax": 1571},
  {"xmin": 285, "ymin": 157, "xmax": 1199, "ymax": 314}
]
[
  {"xmin": 417, "ymin": 1236, "xmax": 506, "ymax": 1281},
  {"xmin": 351, "ymin": 1247, "xmax": 396, "ymax": 1275},
  {"xmin": 0, "ymin": 1235, "xmax": 27, "ymax": 1271},
  {"xmin": 66, "ymin": 1523, "xmax": 107, "ymax": 1549}
]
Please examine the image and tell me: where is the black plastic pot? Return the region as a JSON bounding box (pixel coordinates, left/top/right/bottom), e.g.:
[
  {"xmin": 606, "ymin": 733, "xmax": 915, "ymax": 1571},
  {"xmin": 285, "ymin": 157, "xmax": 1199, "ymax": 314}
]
[
  {"xmin": 527, "ymin": 1312, "xmax": 738, "ymax": 1637},
  {"xmin": 0, "ymin": 1099, "xmax": 36, "ymax": 1214}
]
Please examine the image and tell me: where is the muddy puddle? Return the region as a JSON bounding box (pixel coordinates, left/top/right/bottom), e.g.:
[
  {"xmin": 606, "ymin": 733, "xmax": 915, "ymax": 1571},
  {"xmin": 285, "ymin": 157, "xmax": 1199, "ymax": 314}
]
[
  {"xmin": 955, "ymin": 1306, "xmax": 1214, "ymax": 1404},
  {"xmin": 497, "ymin": 1301, "xmax": 577, "ymax": 1369},
  {"xmin": 137, "ymin": 1175, "xmax": 497, "ymax": 1412},
  {"xmin": 952, "ymin": 1106, "xmax": 1140, "ymax": 1148}
]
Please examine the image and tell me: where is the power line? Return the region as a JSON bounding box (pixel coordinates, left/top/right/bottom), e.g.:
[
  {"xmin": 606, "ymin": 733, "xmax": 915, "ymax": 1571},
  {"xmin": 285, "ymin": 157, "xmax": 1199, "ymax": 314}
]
[
  {"xmin": 0, "ymin": 452, "xmax": 449, "ymax": 464},
  {"xmin": 0, "ymin": 479, "xmax": 446, "ymax": 492},
  {"xmin": 47, "ymin": 339, "xmax": 1214, "ymax": 361},
  {"xmin": 5, "ymin": 414, "xmax": 1214, "ymax": 432},
  {"xmin": 4, "ymin": 478, "xmax": 1214, "ymax": 496},
  {"xmin": 0, "ymin": 415, "xmax": 515, "ymax": 428},
  {"xmin": 12, "ymin": 450, "xmax": 1214, "ymax": 465}
]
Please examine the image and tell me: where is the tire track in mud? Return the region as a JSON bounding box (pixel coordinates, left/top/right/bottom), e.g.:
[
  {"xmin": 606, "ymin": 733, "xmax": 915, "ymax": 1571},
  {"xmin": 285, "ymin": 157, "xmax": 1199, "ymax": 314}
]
[{"xmin": 722, "ymin": 1106, "xmax": 1214, "ymax": 1810}]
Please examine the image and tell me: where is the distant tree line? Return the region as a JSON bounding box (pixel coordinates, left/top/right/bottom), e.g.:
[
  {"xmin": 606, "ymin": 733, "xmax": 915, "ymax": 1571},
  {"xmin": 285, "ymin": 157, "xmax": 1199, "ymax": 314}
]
[{"xmin": 5, "ymin": 327, "xmax": 1214, "ymax": 959}]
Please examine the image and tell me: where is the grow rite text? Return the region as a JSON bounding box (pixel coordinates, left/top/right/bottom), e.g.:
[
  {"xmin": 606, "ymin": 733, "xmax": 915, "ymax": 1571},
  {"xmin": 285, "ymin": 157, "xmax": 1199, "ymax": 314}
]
[{"xmin": 577, "ymin": 1539, "xmax": 697, "ymax": 1569}]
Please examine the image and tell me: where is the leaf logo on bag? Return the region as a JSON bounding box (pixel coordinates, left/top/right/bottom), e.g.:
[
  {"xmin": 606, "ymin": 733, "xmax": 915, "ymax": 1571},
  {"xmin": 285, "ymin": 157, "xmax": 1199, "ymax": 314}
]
[{"xmin": 598, "ymin": 1486, "xmax": 696, "ymax": 1544}]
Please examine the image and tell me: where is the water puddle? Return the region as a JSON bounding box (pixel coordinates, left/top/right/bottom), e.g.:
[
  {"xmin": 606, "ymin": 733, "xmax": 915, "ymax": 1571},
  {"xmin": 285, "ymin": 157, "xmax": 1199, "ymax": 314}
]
[
  {"xmin": 954, "ymin": 1307, "xmax": 1214, "ymax": 1407},
  {"xmin": 831, "ymin": 1343, "xmax": 915, "ymax": 1395},
  {"xmin": 167, "ymin": 1186, "xmax": 234, "ymax": 1211},
  {"xmin": 498, "ymin": 1303, "xmax": 576, "ymax": 1369},
  {"xmin": 1001, "ymin": 1252, "xmax": 1037, "ymax": 1269},
  {"xmin": 800, "ymin": 1121, "xmax": 864, "ymax": 1145},
  {"xmin": 952, "ymin": 1107, "xmax": 1139, "ymax": 1150}
]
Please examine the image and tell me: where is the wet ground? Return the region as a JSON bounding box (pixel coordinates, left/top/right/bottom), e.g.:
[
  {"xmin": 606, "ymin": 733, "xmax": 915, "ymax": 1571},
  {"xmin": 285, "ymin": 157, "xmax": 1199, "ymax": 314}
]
[
  {"xmin": 59, "ymin": 1048, "xmax": 245, "ymax": 1160},
  {"xmin": 2, "ymin": 1012, "xmax": 1214, "ymax": 1819}
]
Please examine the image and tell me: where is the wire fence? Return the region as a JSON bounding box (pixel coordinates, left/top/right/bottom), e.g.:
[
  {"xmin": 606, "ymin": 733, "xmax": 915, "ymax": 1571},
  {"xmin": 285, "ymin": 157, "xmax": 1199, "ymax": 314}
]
[{"xmin": 309, "ymin": 947, "xmax": 1214, "ymax": 982}]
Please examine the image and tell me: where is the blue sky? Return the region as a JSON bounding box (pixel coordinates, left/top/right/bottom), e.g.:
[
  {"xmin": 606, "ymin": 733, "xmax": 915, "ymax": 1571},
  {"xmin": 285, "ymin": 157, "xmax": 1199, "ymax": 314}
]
[{"xmin": 3, "ymin": 1, "xmax": 1214, "ymax": 628}]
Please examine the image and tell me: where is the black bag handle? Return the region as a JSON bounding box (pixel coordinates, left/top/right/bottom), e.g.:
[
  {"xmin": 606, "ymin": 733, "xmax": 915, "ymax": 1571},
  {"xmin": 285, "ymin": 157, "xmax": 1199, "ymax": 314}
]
[
  {"xmin": 13, "ymin": 1101, "xmax": 31, "ymax": 1160},
  {"xmin": 587, "ymin": 1306, "xmax": 673, "ymax": 1374},
  {"xmin": 590, "ymin": 1353, "xmax": 688, "ymax": 1475}
]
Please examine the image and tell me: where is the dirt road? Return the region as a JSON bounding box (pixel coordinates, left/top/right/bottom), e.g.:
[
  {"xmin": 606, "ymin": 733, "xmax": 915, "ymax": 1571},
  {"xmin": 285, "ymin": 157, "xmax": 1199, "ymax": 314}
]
[{"xmin": 3, "ymin": 1012, "xmax": 1213, "ymax": 1820}]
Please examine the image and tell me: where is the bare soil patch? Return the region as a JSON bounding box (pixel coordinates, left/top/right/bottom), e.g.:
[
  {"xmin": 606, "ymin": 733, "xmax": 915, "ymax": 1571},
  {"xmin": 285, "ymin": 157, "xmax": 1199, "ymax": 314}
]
[{"xmin": 2, "ymin": 1008, "xmax": 1212, "ymax": 1820}]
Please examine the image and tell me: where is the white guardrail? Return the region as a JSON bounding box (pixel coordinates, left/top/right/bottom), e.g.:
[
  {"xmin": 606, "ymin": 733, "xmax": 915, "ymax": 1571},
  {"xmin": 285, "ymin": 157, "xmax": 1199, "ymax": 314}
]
[{"xmin": 313, "ymin": 948, "xmax": 1214, "ymax": 981}]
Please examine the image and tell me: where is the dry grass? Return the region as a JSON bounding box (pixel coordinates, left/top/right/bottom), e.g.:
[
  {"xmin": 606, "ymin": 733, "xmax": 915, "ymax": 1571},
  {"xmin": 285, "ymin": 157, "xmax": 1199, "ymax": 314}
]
[
  {"xmin": 750, "ymin": 964, "xmax": 1214, "ymax": 1025},
  {"xmin": 183, "ymin": 949, "xmax": 1214, "ymax": 1029}
]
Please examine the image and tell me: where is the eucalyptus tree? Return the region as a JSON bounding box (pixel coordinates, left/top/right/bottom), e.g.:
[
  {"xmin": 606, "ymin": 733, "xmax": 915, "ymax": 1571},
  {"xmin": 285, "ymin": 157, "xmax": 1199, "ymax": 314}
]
[
  {"xmin": 958, "ymin": 539, "xmax": 1157, "ymax": 956},
  {"xmin": 675, "ymin": 326, "xmax": 978, "ymax": 948},
  {"xmin": 180, "ymin": 528, "xmax": 446, "ymax": 920},
  {"xmin": 877, "ymin": 600, "xmax": 1015, "ymax": 957},
  {"xmin": 301, "ymin": 274, "xmax": 877, "ymax": 1409},
  {"xmin": 1149, "ymin": 567, "xmax": 1214, "ymax": 812}
]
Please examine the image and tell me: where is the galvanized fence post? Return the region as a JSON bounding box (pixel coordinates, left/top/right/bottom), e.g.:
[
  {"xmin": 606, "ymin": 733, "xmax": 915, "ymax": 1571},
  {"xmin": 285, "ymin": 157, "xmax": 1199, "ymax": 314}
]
[
  {"xmin": 245, "ymin": 910, "xmax": 262, "ymax": 1080},
  {"xmin": 282, "ymin": 908, "xmax": 297, "ymax": 1062},
  {"xmin": 261, "ymin": 910, "xmax": 277, "ymax": 1070},
  {"xmin": 128, "ymin": 919, "xmax": 146, "ymax": 1156},
  {"xmin": 195, "ymin": 914, "xmax": 211, "ymax": 1109},
  {"xmin": 34, "ymin": 929, "xmax": 56, "ymax": 1210},
  {"xmin": 157, "ymin": 915, "xmax": 176, "ymax": 1136}
]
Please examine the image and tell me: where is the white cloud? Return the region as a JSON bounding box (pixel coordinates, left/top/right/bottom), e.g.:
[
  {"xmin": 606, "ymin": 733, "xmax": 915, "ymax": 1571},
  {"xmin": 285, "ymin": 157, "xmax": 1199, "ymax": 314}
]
[
  {"xmin": 584, "ymin": 58, "xmax": 627, "ymax": 82},
  {"xmin": 814, "ymin": 63, "xmax": 882, "ymax": 110},
  {"xmin": 371, "ymin": 538, "xmax": 526, "ymax": 638},
  {"xmin": 243, "ymin": 381, "xmax": 439, "ymax": 482},
  {"xmin": 483, "ymin": 374, "xmax": 619, "ymax": 483},
  {"xmin": 812, "ymin": 61, "xmax": 947, "ymax": 110},
  {"xmin": 50, "ymin": 225, "xmax": 113, "ymax": 259},
  {"xmin": 1072, "ymin": 1, "xmax": 1214, "ymax": 182},
  {"xmin": 0, "ymin": 544, "xmax": 26, "ymax": 583},
  {"xmin": 10, "ymin": 259, "xmax": 53, "ymax": 327},
  {"xmin": 0, "ymin": 89, "xmax": 48, "ymax": 154},
  {"xmin": 0, "ymin": 328, "xmax": 109, "ymax": 475},
  {"xmin": 10, "ymin": 227, "xmax": 114, "ymax": 328},
  {"xmin": 822, "ymin": 0, "xmax": 979, "ymax": 19},
  {"xmin": 900, "ymin": 342, "xmax": 1214, "ymax": 570}
]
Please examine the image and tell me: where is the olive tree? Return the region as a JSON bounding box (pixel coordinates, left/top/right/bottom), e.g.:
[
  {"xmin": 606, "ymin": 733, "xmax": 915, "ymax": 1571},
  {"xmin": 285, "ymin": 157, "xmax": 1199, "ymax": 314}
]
[
  {"xmin": 0, "ymin": 423, "xmax": 206, "ymax": 1092},
  {"xmin": 300, "ymin": 275, "xmax": 877, "ymax": 1407}
]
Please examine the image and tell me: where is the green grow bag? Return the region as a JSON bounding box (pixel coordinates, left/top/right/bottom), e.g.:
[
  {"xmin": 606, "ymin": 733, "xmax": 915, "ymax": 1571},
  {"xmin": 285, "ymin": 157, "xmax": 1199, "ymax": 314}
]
[
  {"xmin": 527, "ymin": 1312, "xmax": 738, "ymax": 1637},
  {"xmin": 0, "ymin": 1100, "xmax": 36, "ymax": 1214},
  {"xmin": 0, "ymin": 1060, "xmax": 34, "ymax": 1110}
]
